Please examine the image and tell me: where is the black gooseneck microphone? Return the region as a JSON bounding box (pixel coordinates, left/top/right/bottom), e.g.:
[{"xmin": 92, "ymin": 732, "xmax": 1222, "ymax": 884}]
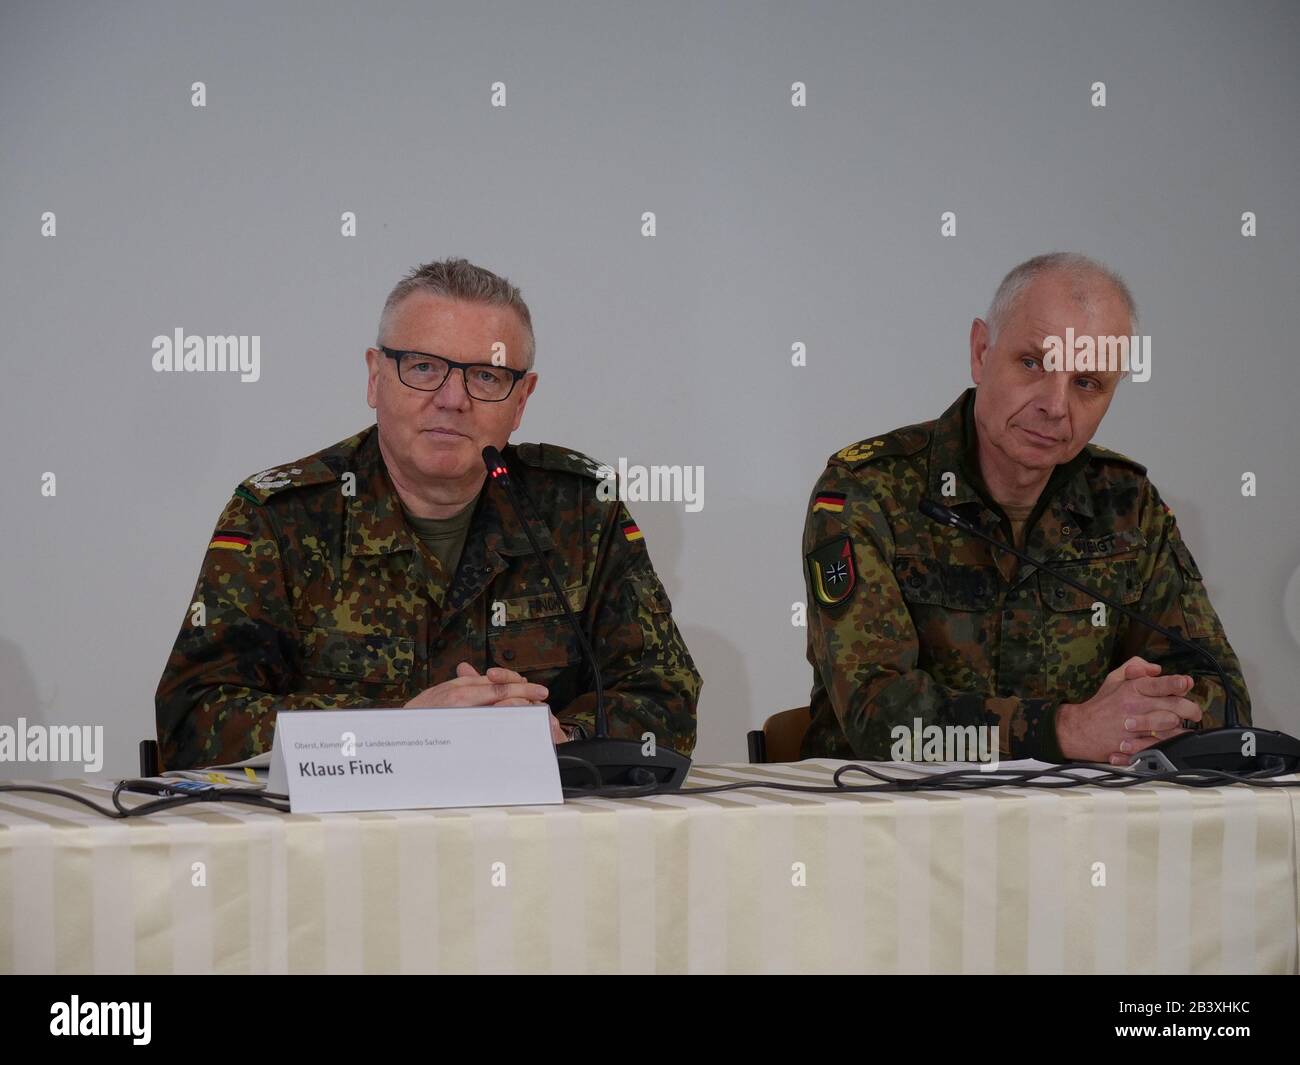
[
  {"xmin": 919, "ymin": 498, "xmax": 1300, "ymax": 775},
  {"xmin": 483, "ymin": 446, "xmax": 692, "ymax": 792}
]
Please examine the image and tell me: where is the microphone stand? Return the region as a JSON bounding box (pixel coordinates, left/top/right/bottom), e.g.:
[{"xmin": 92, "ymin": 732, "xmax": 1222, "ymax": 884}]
[{"xmin": 484, "ymin": 446, "xmax": 692, "ymax": 792}]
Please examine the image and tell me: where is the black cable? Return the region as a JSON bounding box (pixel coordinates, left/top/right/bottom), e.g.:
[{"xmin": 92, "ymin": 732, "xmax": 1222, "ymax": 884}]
[
  {"xmin": 672, "ymin": 761, "xmax": 1300, "ymax": 796},
  {"xmin": 0, "ymin": 782, "xmax": 291, "ymax": 817},
  {"xmin": 4, "ymin": 762, "xmax": 1296, "ymax": 819},
  {"xmin": 556, "ymin": 754, "xmax": 601, "ymax": 788},
  {"xmin": 0, "ymin": 783, "xmax": 133, "ymax": 818}
]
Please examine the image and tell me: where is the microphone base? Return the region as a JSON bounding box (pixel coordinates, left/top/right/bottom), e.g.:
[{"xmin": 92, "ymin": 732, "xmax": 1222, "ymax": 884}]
[
  {"xmin": 557, "ymin": 738, "xmax": 691, "ymax": 791},
  {"xmin": 1129, "ymin": 727, "xmax": 1300, "ymax": 776}
]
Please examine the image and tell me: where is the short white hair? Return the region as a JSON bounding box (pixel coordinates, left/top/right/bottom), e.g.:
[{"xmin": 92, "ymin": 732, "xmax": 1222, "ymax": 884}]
[
  {"xmin": 377, "ymin": 257, "xmax": 536, "ymax": 368},
  {"xmin": 986, "ymin": 252, "xmax": 1138, "ymax": 343}
]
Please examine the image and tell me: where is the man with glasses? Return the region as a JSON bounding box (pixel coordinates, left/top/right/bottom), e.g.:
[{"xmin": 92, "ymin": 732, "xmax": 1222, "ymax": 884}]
[{"xmin": 155, "ymin": 258, "xmax": 701, "ymax": 770}]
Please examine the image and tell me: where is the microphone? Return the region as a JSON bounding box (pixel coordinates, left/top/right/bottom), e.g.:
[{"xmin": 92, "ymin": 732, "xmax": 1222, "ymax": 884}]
[
  {"xmin": 482, "ymin": 446, "xmax": 692, "ymax": 792},
  {"xmin": 919, "ymin": 498, "xmax": 1300, "ymax": 775}
]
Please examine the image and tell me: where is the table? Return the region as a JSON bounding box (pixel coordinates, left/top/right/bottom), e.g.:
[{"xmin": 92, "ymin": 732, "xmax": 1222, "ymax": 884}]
[{"xmin": 2, "ymin": 761, "xmax": 1297, "ymax": 973}]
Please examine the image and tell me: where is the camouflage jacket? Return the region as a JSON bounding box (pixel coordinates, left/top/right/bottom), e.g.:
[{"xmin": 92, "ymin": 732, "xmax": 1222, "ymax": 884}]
[
  {"xmin": 801, "ymin": 388, "xmax": 1250, "ymax": 761},
  {"xmin": 155, "ymin": 426, "xmax": 701, "ymax": 769}
]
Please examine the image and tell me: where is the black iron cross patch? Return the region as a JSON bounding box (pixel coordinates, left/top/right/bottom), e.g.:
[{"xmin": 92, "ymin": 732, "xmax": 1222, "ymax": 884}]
[{"xmin": 807, "ymin": 536, "xmax": 857, "ymax": 608}]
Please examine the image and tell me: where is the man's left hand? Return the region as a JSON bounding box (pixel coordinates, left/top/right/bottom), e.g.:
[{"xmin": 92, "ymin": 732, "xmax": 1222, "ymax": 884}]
[{"xmin": 459, "ymin": 663, "xmax": 569, "ymax": 743}]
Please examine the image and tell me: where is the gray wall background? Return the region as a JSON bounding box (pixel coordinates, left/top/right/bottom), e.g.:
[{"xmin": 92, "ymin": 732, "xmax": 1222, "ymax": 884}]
[{"xmin": 2, "ymin": 0, "xmax": 1297, "ymax": 779}]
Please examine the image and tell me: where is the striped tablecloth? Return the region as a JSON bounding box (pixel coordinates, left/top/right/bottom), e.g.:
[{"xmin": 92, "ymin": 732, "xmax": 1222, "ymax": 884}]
[{"xmin": 2, "ymin": 761, "xmax": 1297, "ymax": 974}]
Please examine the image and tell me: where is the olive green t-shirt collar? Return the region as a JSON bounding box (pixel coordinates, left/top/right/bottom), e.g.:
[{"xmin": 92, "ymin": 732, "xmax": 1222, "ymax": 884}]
[{"xmin": 401, "ymin": 493, "xmax": 479, "ymax": 537}]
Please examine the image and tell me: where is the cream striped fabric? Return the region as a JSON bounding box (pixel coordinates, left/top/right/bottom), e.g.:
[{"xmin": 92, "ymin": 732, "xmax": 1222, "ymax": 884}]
[{"xmin": 1, "ymin": 762, "xmax": 1296, "ymax": 974}]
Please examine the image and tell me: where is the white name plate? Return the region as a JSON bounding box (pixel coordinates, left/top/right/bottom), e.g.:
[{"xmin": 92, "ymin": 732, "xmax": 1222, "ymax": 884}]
[{"xmin": 268, "ymin": 706, "xmax": 563, "ymax": 813}]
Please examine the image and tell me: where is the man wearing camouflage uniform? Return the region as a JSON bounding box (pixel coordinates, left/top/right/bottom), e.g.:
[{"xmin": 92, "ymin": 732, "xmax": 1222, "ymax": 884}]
[
  {"xmin": 156, "ymin": 258, "xmax": 700, "ymax": 770},
  {"xmin": 802, "ymin": 253, "xmax": 1249, "ymax": 765}
]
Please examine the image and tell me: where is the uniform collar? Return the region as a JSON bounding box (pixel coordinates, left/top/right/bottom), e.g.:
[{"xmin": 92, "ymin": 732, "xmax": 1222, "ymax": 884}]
[
  {"xmin": 345, "ymin": 428, "xmax": 552, "ymax": 558},
  {"xmin": 345, "ymin": 428, "xmax": 415, "ymax": 556},
  {"xmin": 925, "ymin": 389, "xmax": 984, "ymax": 510}
]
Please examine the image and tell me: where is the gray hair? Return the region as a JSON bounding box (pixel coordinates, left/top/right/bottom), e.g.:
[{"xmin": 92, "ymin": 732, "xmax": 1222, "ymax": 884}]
[
  {"xmin": 377, "ymin": 257, "xmax": 536, "ymax": 368},
  {"xmin": 985, "ymin": 252, "xmax": 1138, "ymax": 343}
]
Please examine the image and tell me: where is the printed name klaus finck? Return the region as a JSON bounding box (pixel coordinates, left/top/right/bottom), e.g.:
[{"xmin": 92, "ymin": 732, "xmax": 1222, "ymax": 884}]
[{"xmin": 299, "ymin": 759, "xmax": 395, "ymax": 777}]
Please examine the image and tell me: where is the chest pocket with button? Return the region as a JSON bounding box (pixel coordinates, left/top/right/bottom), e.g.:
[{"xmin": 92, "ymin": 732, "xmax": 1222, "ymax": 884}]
[
  {"xmin": 301, "ymin": 628, "xmax": 415, "ymax": 687},
  {"xmin": 1038, "ymin": 528, "xmax": 1147, "ymax": 615},
  {"xmin": 1036, "ymin": 543, "xmax": 1147, "ymax": 681},
  {"xmin": 1039, "ymin": 558, "xmax": 1143, "ymax": 613},
  {"xmin": 894, "ymin": 555, "xmax": 999, "ymax": 610},
  {"xmin": 893, "ymin": 555, "xmax": 999, "ymax": 682},
  {"xmin": 487, "ymin": 584, "xmax": 589, "ymax": 673}
]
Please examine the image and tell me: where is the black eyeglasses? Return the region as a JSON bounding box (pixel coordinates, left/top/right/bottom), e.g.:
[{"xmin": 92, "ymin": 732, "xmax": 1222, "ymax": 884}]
[{"xmin": 379, "ymin": 346, "xmax": 529, "ymax": 402}]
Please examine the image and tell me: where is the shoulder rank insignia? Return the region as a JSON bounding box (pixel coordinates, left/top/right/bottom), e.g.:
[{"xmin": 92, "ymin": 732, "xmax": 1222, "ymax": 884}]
[
  {"xmin": 831, "ymin": 427, "xmax": 930, "ymax": 469},
  {"xmin": 835, "ymin": 439, "xmax": 885, "ymax": 464},
  {"xmin": 238, "ymin": 455, "xmax": 338, "ymax": 504},
  {"xmin": 807, "ymin": 536, "xmax": 857, "ymax": 608},
  {"xmin": 248, "ymin": 466, "xmax": 304, "ymax": 491},
  {"xmin": 565, "ymin": 451, "xmax": 615, "ymax": 480},
  {"xmin": 513, "ymin": 443, "xmax": 614, "ymax": 482}
]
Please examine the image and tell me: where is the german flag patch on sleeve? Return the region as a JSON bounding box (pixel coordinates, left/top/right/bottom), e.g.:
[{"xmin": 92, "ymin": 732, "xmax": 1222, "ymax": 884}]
[
  {"xmin": 812, "ymin": 491, "xmax": 847, "ymax": 515},
  {"xmin": 208, "ymin": 530, "xmax": 251, "ymax": 552},
  {"xmin": 620, "ymin": 517, "xmax": 644, "ymax": 543}
]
